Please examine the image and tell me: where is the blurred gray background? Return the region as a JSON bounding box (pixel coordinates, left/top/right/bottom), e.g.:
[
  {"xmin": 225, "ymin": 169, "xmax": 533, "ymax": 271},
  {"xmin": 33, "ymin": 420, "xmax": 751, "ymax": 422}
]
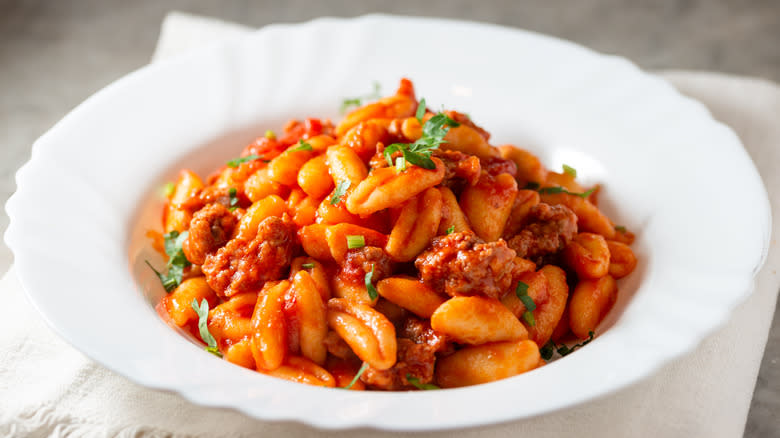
[{"xmin": 1, "ymin": 0, "xmax": 778, "ymax": 436}]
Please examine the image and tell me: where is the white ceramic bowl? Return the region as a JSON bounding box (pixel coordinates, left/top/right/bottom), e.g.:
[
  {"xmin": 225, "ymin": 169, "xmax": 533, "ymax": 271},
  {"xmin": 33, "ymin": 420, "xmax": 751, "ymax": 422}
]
[{"xmin": 5, "ymin": 15, "xmax": 771, "ymax": 431}]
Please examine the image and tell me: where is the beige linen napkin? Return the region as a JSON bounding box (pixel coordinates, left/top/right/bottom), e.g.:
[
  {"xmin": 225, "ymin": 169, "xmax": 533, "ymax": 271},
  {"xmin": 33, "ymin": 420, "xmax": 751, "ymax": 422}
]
[{"xmin": 1, "ymin": 11, "xmax": 778, "ymax": 438}]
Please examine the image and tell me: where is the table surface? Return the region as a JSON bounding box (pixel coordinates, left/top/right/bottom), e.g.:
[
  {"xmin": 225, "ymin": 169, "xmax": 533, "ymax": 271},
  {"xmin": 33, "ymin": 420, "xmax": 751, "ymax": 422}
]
[{"xmin": 1, "ymin": 1, "xmax": 778, "ymax": 436}]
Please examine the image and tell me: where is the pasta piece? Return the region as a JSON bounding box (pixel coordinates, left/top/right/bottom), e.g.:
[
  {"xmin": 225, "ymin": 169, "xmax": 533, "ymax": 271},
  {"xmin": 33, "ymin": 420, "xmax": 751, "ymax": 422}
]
[
  {"xmin": 529, "ymin": 265, "xmax": 569, "ymax": 346},
  {"xmin": 336, "ymin": 78, "xmax": 417, "ymax": 136},
  {"xmin": 324, "ymin": 223, "xmax": 388, "ymax": 263},
  {"xmin": 569, "ymin": 275, "xmax": 618, "ymax": 339},
  {"xmin": 607, "ymin": 240, "xmax": 638, "ymax": 279},
  {"xmin": 386, "ymin": 188, "xmax": 442, "ymax": 262},
  {"xmin": 398, "ymin": 116, "xmax": 423, "ymax": 141},
  {"xmin": 330, "ymin": 273, "xmax": 377, "ymax": 306},
  {"xmin": 376, "ymin": 276, "xmax": 446, "ymax": 318},
  {"xmin": 345, "ymin": 158, "xmax": 445, "ymax": 216},
  {"xmin": 265, "ymin": 356, "xmax": 336, "ymax": 387},
  {"xmin": 251, "ymin": 280, "xmax": 289, "ymax": 371},
  {"xmin": 612, "ymin": 227, "xmax": 636, "ymax": 245},
  {"xmin": 290, "ymin": 257, "xmax": 331, "ymax": 302},
  {"xmin": 545, "ymin": 171, "xmax": 585, "ymax": 193},
  {"xmin": 501, "ymin": 270, "xmax": 548, "ymax": 322},
  {"xmin": 431, "ymin": 296, "xmax": 528, "ymax": 345},
  {"xmin": 298, "ymin": 224, "xmax": 333, "ymax": 262},
  {"xmin": 514, "ymin": 257, "xmax": 537, "ymax": 275},
  {"xmin": 316, "ymin": 196, "xmax": 359, "ymax": 225},
  {"xmin": 158, "ymin": 276, "xmax": 218, "ymax": 327},
  {"xmin": 563, "ymin": 232, "xmax": 611, "ymax": 279},
  {"xmin": 303, "ymin": 134, "xmax": 339, "ymax": 153},
  {"xmin": 442, "ymin": 123, "xmax": 499, "ymax": 159},
  {"xmin": 244, "ymin": 167, "xmax": 289, "ymax": 203},
  {"xmin": 460, "ymin": 172, "xmax": 518, "ymax": 242},
  {"xmin": 502, "ymin": 189, "xmax": 540, "ymax": 238},
  {"xmin": 286, "ymin": 189, "xmax": 318, "ymax": 227},
  {"xmin": 211, "ymin": 292, "xmax": 257, "ymax": 317},
  {"xmin": 268, "ymin": 148, "xmax": 315, "ymax": 186},
  {"xmin": 210, "ymin": 166, "xmax": 237, "ymax": 189},
  {"xmin": 327, "ymin": 298, "xmax": 397, "ymax": 370},
  {"xmin": 228, "ymin": 158, "xmax": 267, "ymax": 186},
  {"xmin": 163, "ymin": 169, "xmax": 204, "ymax": 233},
  {"xmin": 297, "ymin": 155, "xmax": 334, "ymax": 199},
  {"xmin": 339, "ymin": 119, "xmax": 392, "ymax": 162},
  {"xmin": 498, "ymin": 145, "xmax": 548, "ymax": 185},
  {"xmin": 540, "ymin": 192, "xmax": 615, "ymax": 239},
  {"xmin": 207, "ymin": 292, "xmax": 256, "ymax": 346},
  {"xmin": 437, "ymin": 186, "xmax": 471, "ymax": 235},
  {"xmin": 287, "ymin": 271, "xmax": 328, "ymax": 365},
  {"xmin": 236, "ymin": 195, "xmax": 287, "ymax": 240},
  {"xmin": 268, "ymin": 135, "xmax": 334, "ymax": 186},
  {"xmin": 223, "ymin": 338, "xmax": 256, "ymax": 370},
  {"xmin": 435, "ymin": 340, "xmax": 541, "ymax": 388},
  {"xmin": 326, "ymin": 146, "xmax": 369, "ymax": 187}
]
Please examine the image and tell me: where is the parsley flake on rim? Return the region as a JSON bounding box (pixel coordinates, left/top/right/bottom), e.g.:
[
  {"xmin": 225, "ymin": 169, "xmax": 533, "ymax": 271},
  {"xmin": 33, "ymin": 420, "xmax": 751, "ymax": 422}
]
[
  {"xmin": 341, "ymin": 98, "xmax": 361, "ymax": 112},
  {"xmin": 406, "ymin": 374, "xmax": 440, "ymax": 390},
  {"xmin": 515, "ymin": 281, "xmax": 537, "ymax": 326},
  {"xmin": 614, "ymin": 225, "xmax": 627, "ymax": 233},
  {"xmin": 329, "ymin": 180, "xmax": 351, "ymax": 205},
  {"xmin": 562, "ymin": 164, "xmax": 577, "ymax": 177},
  {"xmin": 540, "ymin": 331, "xmax": 595, "ymax": 361},
  {"xmin": 191, "ymin": 298, "xmax": 223, "ymax": 357},
  {"xmin": 365, "ymin": 264, "xmax": 378, "ymax": 300},
  {"xmin": 146, "ymin": 230, "xmax": 191, "ymax": 292},
  {"xmin": 383, "ymin": 112, "xmax": 459, "ymax": 171},
  {"xmin": 226, "ymin": 154, "xmax": 261, "ymax": 168},
  {"xmin": 301, "ymin": 263, "xmax": 316, "ymax": 269},
  {"xmin": 340, "ymin": 82, "xmax": 382, "ymax": 114},
  {"xmin": 162, "ymin": 182, "xmax": 175, "ymax": 198},
  {"xmin": 343, "ymin": 362, "xmax": 369, "ymax": 389}
]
